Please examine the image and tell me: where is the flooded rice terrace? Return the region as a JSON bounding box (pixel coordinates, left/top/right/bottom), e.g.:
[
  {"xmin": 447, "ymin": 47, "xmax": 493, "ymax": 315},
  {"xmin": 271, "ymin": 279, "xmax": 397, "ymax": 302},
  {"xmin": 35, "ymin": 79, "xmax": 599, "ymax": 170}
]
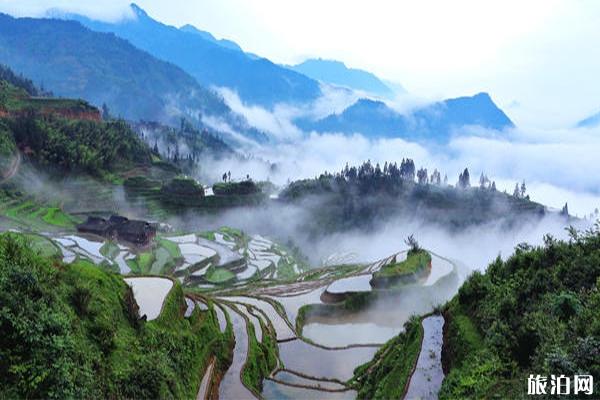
[{"xmin": 34, "ymin": 226, "xmax": 464, "ymax": 399}]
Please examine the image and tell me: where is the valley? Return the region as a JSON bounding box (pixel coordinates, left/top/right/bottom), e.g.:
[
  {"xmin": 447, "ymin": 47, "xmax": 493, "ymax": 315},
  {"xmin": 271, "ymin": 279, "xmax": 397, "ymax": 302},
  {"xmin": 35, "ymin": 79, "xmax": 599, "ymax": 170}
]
[{"xmin": 0, "ymin": 3, "xmax": 598, "ymax": 398}]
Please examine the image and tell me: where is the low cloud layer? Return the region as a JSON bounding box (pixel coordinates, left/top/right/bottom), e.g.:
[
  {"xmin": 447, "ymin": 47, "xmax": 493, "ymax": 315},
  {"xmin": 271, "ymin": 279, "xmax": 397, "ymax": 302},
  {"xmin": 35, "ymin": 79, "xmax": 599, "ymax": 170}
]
[
  {"xmin": 0, "ymin": 0, "xmax": 134, "ymax": 22},
  {"xmin": 203, "ymin": 89, "xmax": 600, "ymax": 218}
]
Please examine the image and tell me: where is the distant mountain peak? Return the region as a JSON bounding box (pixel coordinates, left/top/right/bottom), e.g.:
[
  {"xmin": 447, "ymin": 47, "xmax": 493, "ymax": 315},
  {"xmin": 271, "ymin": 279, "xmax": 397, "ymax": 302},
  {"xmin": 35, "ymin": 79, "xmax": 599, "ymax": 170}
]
[
  {"xmin": 129, "ymin": 3, "xmax": 147, "ymax": 17},
  {"xmin": 62, "ymin": 5, "xmax": 321, "ymax": 106},
  {"xmin": 576, "ymin": 110, "xmax": 600, "ymax": 128},
  {"xmin": 291, "ymin": 58, "xmax": 397, "ymax": 97},
  {"xmin": 298, "ymin": 92, "xmax": 513, "ymax": 142}
]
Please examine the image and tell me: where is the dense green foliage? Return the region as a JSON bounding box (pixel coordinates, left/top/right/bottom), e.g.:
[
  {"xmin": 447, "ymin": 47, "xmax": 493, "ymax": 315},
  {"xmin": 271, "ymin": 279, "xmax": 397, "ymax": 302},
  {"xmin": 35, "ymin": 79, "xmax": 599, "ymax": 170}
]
[
  {"xmin": 241, "ymin": 312, "xmax": 279, "ymax": 394},
  {"xmin": 0, "ymin": 233, "xmax": 223, "ymax": 399},
  {"xmin": 0, "ymin": 79, "xmax": 95, "ymax": 115},
  {"xmin": 351, "ymin": 316, "xmax": 424, "ymax": 399},
  {"xmin": 440, "ymin": 227, "xmax": 600, "ymax": 399},
  {"xmin": 0, "ymin": 75, "xmax": 153, "ymax": 175},
  {"xmin": 161, "ymin": 176, "xmax": 204, "ymax": 197},
  {"xmin": 0, "ymin": 120, "xmax": 16, "ymax": 170},
  {"xmin": 8, "ymin": 114, "xmax": 151, "ymax": 174},
  {"xmin": 0, "ymin": 64, "xmax": 49, "ymax": 96}
]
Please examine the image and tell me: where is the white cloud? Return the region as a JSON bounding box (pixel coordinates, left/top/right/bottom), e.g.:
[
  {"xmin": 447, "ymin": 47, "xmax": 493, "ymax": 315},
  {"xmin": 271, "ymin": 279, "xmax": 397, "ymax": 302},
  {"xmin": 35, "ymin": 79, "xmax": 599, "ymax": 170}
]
[
  {"xmin": 0, "ymin": 0, "xmax": 134, "ymax": 21},
  {"xmin": 201, "ymin": 92, "xmax": 600, "ymax": 217},
  {"xmin": 215, "ymin": 87, "xmax": 303, "ymax": 141},
  {"xmin": 2, "ymin": 0, "xmax": 599, "ymax": 217},
  {"xmin": 5, "ymin": 0, "xmax": 600, "ymax": 127}
]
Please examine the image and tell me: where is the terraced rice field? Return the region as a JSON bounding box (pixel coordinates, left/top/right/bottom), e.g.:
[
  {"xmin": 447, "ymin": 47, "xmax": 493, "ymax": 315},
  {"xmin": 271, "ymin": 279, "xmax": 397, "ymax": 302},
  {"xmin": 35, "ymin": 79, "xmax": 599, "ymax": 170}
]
[{"xmin": 30, "ymin": 223, "xmax": 462, "ymax": 399}]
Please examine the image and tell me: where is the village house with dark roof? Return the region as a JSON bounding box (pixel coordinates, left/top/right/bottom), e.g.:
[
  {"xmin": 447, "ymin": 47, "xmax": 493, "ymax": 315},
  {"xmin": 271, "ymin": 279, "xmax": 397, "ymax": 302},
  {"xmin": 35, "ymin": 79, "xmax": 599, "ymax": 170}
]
[{"xmin": 77, "ymin": 215, "xmax": 156, "ymax": 246}]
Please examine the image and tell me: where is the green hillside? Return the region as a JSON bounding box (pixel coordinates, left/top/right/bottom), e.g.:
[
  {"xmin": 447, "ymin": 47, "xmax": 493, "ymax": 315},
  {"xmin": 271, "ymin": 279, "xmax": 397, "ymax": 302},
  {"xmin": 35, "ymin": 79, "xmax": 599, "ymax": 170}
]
[
  {"xmin": 0, "ymin": 77, "xmax": 152, "ymax": 176},
  {"xmin": 0, "ymin": 233, "xmax": 228, "ymax": 399},
  {"xmin": 0, "ymin": 79, "xmax": 97, "ymax": 117},
  {"xmin": 440, "ymin": 227, "xmax": 600, "ymax": 398},
  {"xmin": 351, "ymin": 227, "xmax": 600, "ymax": 399}
]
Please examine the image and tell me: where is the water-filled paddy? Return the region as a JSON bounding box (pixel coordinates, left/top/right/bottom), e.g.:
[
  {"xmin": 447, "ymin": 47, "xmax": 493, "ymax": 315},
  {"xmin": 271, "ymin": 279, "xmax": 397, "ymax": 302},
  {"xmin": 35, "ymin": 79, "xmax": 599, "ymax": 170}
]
[
  {"xmin": 124, "ymin": 277, "xmax": 173, "ymax": 321},
  {"xmin": 278, "ymin": 339, "xmax": 378, "ymax": 381},
  {"xmin": 299, "ymin": 267, "xmax": 459, "ymax": 347},
  {"xmin": 404, "ymin": 315, "xmax": 445, "ymax": 400},
  {"xmin": 268, "ymin": 287, "xmax": 326, "ymax": 324},
  {"xmin": 223, "ymin": 296, "xmax": 295, "ymax": 340},
  {"xmin": 262, "ymin": 380, "xmax": 357, "ymax": 400},
  {"xmin": 326, "ymin": 274, "xmax": 372, "ymax": 294},
  {"xmin": 218, "ymin": 306, "xmax": 255, "ymax": 400},
  {"xmin": 303, "ymin": 322, "xmax": 398, "ymax": 346}
]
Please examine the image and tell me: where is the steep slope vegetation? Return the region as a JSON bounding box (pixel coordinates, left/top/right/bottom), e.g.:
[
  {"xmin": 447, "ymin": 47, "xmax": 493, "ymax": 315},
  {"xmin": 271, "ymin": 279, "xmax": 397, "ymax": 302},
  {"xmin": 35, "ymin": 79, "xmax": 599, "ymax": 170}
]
[
  {"xmin": 0, "ymin": 233, "xmax": 228, "ymax": 399},
  {"xmin": 440, "ymin": 227, "xmax": 600, "ymax": 398},
  {"xmin": 350, "ymin": 227, "xmax": 600, "ymax": 400},
  {"xmin": 0, "ymin": 78, "xmax": 151, "ymax": 175}
]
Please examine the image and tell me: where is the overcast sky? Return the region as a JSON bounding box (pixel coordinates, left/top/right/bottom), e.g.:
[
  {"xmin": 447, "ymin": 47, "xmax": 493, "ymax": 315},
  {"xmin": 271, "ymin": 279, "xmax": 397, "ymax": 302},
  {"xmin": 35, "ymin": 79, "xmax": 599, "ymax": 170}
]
[{"xmin": 2, "ymin": 0, "xmax": 600, "ymax": 128}]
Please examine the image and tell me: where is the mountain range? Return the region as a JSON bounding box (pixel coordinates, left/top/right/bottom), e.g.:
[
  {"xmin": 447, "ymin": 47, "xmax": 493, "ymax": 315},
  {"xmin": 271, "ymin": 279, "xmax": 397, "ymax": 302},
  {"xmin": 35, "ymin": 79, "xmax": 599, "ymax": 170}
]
[
  {"xmin": 298, "ymin": 92, "xmax": 514, "ymax": 142},
  {"xmin": 576, "ymin": 110, "xmax": 600, "ymax": 128},
  {"xmin": 0, "ymin": 4, "xmax": 516, "ymax": 145},
  {"xmin": 291, "ymin": 58, "xmax": 398, "ymax": 97},
  {"xmin": 0, "ymin": 12, "xmax": 266, "ymax": 143},
  {"xmin": 61, "ymin": 4, "xmax": 321, "ymax": 107}
]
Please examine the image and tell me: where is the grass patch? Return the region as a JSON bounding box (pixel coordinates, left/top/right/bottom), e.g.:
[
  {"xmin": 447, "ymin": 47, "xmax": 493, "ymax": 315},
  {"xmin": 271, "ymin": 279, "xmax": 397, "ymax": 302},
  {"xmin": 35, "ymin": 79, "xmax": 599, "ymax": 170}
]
[
  {"xmin": 42, "ymin": 207, "xmax": 80, "ymax": 228},
  {"xmin": 157, "ymin": 237, "xmax": 182, "ymax": 259},
  {"xmin": 351, "ymin": 316, "xmax": 424, "ymax": 399},
  {"xmin": 204, "ymin": 266, "xmax": 235, "ymax": 284},
  {"xmin": 126, "ymin": 252, "xmax": 155, "ymax": 274},
  {"xmin": 150, "ymin": 248, "xmax": 173, "ymax": 274},
  {"xmin": 276, "ymin": 259, "xmax": 297, "ymax": 280},
  {"xmin": 99, "ymin": 241, "xmax": 120, "ymax": 260},
  {"xmin": 375, "ymin": 250, "xmax": 431, "ymax": 279},
  {"xmin": 198, "ymin": 231, "xmax": 216, "ymax": 241},
  {"xmin": 8, "ymin": 232, "xmax": 60, "ymax": 258},
  {"xmin": 219, "ymin": 226, "xmax": 242, "ymax": 238}
]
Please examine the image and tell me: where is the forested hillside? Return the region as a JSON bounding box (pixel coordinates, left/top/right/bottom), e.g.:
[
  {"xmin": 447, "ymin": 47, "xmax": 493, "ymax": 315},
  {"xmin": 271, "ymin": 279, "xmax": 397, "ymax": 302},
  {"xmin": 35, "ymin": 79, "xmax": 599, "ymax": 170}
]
[
  {"xmin": 0, "ymin": 78, "xmax": 151, "ymax": 175},
  {"xmin": 440, "ymin": 227, "xmax": 600, "ymax": 398},
  {"xmin": 281, "ymin": 160, "xmax": 547, "ymax": 233}
]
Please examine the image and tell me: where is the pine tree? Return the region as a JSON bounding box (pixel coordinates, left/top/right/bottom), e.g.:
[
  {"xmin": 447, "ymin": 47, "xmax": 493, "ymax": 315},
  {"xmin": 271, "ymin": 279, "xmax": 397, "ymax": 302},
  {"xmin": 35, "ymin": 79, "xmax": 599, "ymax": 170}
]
[
  {"xmin": 417, "ymin": 168, "xmax": 428, "ymax": 184},
  {"xmin": 101, "ymin": 103, "xmax": 111, "ymax": 120},
  {"xmin": 513, "ymin": 183, "xmax": 521, "ymax": 198},
  {"xmin": 458, "ymin": 168, "xmax": 470, "ymax": 189}
]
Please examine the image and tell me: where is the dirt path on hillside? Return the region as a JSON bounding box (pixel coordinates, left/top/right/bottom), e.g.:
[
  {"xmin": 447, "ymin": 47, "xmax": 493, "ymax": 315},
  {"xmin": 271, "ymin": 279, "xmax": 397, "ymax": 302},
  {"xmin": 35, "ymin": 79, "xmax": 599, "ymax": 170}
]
[{"xmin": 1, "ymin": 152, "xmax": 21, "ymax": 183}]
